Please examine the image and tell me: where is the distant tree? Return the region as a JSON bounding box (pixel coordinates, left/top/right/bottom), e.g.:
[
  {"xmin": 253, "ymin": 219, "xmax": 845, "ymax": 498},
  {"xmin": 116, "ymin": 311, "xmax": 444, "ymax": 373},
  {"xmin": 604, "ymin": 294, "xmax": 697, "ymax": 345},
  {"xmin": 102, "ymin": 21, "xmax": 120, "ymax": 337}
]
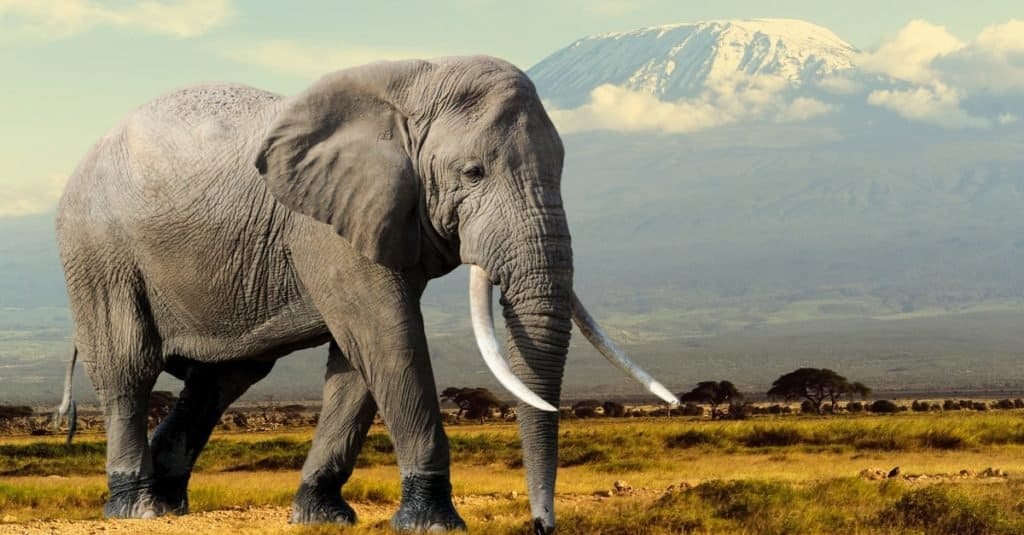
[
  {"xmin": 440, "ymin": 387, "xmax": 504, "ymax": 423},
  {"xmin": 571, "ymin": 399, "xmax": 602, "ymax": 418},
  {"xmin": 869, "ymin": 399, "xmax": 899, "ymax": 413},
  {"xmin": 768, "ymin": 368, "xmax": 865, "ymax": 415},
  {"xmin": 602, "ymin": 401, "xmax": 626, "ymax": 418},
  {"xmin": 678, "ymin": 381, "xmax": 742, "ymax": 419},
  {"xmin": 847, "ymin": 382, "xmax": 872, "ymax": 400},
  {"xmin": 0, "ymin": 405, "xmax": 33, "ymax": 420}
]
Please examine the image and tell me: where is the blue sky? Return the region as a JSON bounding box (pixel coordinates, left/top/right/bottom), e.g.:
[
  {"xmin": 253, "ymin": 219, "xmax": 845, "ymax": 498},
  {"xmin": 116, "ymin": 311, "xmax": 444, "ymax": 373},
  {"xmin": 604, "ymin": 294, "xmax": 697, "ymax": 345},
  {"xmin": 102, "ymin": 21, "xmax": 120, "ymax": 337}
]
[{"xmin": 1, "ymin": 0, "xmax": 1021, "ymax": 216}]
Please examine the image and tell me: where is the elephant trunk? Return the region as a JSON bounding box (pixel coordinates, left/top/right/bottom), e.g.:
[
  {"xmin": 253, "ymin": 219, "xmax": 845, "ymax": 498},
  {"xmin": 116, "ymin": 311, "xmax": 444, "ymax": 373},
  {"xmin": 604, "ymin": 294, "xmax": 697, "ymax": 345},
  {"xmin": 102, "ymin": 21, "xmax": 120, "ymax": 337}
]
[{"xmin": 499, "ymin": 236, "xmax": 573, "ymax": 534}]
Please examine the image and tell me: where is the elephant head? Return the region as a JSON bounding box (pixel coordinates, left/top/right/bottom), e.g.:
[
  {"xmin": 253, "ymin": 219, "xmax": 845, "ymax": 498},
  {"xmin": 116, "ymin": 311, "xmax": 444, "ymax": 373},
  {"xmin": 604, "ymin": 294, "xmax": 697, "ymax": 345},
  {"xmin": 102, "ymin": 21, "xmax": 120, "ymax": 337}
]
[{"xmin": 255, "ymin": 56, "xmax": 677, "ymax": 532}]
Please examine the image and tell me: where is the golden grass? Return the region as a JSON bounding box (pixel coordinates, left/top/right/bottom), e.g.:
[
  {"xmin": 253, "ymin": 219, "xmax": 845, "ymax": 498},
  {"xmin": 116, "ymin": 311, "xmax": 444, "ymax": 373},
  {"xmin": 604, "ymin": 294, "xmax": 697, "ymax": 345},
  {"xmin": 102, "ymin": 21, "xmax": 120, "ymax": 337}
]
[{"xmin": 5, "ymin": 412, "xmax": 1024, "ymax": 533}]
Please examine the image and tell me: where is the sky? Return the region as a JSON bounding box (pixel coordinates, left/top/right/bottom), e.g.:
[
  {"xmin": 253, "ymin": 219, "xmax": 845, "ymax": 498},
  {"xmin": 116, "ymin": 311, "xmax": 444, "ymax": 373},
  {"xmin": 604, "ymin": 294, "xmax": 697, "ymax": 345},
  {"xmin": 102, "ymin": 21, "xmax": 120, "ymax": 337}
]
[{"xmin": 1, "ymin": 0, "xmax": 1021, "ymax": 217}]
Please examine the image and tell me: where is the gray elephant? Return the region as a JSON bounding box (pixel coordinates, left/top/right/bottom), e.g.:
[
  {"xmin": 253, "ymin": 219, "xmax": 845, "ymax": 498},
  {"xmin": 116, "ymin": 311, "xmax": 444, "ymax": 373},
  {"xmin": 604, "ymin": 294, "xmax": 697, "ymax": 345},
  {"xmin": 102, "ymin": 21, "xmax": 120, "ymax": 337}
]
[{"xmin": 54, "ymin": 56, "xmax": 677, "ymax": 533}]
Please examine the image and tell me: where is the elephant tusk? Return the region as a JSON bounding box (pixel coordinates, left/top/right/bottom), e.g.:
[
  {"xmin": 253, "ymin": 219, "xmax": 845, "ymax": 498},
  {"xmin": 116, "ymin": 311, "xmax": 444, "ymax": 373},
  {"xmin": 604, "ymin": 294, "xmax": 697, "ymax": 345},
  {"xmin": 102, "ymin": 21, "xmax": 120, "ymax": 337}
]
[
  {"xmin": 571, "ymin": 292, "xmax": 680, "ymax": 406},
  {"xmin": 469, "ymin": 265, "xmax": 558, "ymax": 412}
]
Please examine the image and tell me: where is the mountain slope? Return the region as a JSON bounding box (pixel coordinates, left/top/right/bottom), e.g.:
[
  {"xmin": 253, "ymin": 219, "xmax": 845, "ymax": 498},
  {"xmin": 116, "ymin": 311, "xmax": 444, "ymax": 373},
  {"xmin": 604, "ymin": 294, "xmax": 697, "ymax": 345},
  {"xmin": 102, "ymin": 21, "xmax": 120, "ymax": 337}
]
[{"xmin": 529, "ymin": 18, "xmax": 858, "ymax": 108}]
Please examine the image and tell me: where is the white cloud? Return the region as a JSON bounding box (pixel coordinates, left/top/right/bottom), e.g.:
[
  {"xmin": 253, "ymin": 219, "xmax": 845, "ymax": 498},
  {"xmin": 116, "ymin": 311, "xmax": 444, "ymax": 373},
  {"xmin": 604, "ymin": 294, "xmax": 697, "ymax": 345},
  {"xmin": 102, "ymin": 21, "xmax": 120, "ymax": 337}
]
[
  {"xmin": 937, "ymin": 19, "xmax": 1024, "ymax": 92},
  {"xmin": 0, "ymin": 172, "xmax": 66, "ymax": 217},
  {"xmin": 0, "ymin": 0, "xmax": 231, "ymax": 41},
  {"xmin": 547, "ymin": 75, "xmax": 832, "ymax": 134},
  {"xmin": 218, "ymin": 40, "xmax": 443, "ymax": 77},
  {"xmin": 867, "ymin": 82, "xmax": 990, "ymax": 129},
  {"xmin": 857, "ymin": 20, "xmax": 965, "ymax": 84},
  {"xmin": 975, "ymin": 19, "xmax": 1024, "ymax": 55},
  {"xmin": 997, "ymin": 113, "xmax": 1018, "ymax": 125}
]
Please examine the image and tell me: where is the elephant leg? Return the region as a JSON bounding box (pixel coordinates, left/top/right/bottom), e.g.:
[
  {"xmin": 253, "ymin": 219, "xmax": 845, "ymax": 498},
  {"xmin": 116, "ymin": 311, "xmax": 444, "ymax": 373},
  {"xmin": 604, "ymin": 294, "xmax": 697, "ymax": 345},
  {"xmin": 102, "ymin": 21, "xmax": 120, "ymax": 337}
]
[
  {"xmin": 149, "ymin": 359, "xmax": 276, "ymax": 513},
  {"xmin": 304, "ymin": 275, "xmax": 463, "ymax": 530},
  {"xmin": 75, "ymin": 281, "xmax": 166, "ymax": 518},
  {"xmin": 290, "ymin": 341, "xmax": 377, "ymax": 525}
]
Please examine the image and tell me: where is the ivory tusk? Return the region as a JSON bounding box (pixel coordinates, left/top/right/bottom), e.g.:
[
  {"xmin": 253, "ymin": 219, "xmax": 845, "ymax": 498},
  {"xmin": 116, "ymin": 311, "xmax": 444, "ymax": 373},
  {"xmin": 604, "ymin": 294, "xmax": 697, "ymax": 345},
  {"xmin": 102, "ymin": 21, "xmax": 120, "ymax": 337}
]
[
  {"xmin": 469, "ymin": 265, "xmax": 558, "ymax": 412},
  {"xmin": 571, "ymin": 292, "xmax": 681, "ymax": 406}
]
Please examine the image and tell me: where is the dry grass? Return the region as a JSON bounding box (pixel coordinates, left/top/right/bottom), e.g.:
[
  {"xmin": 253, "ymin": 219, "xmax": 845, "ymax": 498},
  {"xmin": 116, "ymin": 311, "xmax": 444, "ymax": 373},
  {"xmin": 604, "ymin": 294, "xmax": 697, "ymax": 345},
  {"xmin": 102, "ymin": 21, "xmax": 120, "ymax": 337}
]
[{"xmin": 5, "ymin": 412, "xmax": 1024, "ymax": 533}]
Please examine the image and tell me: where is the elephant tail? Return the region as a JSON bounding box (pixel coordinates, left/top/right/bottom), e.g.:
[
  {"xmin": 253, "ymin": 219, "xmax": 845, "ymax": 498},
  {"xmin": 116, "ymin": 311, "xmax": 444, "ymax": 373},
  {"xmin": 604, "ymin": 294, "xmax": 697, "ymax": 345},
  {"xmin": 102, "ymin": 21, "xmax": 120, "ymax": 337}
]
[{"xmin": 53, "ymin": 346, "xmax": 78, "ymax": 444}]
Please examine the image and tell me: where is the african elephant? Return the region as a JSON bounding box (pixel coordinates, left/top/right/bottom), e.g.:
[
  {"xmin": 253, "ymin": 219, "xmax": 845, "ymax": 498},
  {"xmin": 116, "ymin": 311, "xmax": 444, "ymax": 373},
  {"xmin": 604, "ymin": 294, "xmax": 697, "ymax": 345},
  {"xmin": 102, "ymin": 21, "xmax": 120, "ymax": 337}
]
[{"xmin": 54, "ymin": 56, "xmax": 677, "ymax": 533}]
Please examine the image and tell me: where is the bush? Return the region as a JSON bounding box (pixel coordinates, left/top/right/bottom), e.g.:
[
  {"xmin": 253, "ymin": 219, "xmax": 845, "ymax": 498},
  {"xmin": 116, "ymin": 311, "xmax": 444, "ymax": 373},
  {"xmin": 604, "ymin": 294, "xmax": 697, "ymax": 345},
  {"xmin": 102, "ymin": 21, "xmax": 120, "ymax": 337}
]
[
  {"xmin": 920, "ymin": 429, "xmax": 968, "ymax": 450},
  {"xmin": 911, "ymin": 400, "xmax": 930, "ymax": 412},
  {"xmin": 847, "ymin": 401, "xmax": 864, "ymax": 412},
  {"xmin": 994, "ymin": 399, "xmax": 1015, "ymax": 410},
  {"xmin": 943, "ymin": 399, "xmax": 960, "ymax": 411},
  {"xmin": 679, "ymin": 403, "xmax": 704, "ymax": 417},
  {"xmin": 973, "ymin": 402, "xmax": 990, "ymax": 412},
  {"xmin": 960, "ymin": 400, "xmax": 973, "ymax": 410},
  {"xmin": 1015, "ymin": 399, "xmax": 1024, "ymax": 409},
  {"xmin": 666, "ymin": 430, "xmax": 720, "ymax": 449},
  {"xmin": 878, "ymin": 487, "xmax": 1002, "ymax": 535},
  {"xmin": 743, "ymin": 426, "xmax": 803, "ymax": 447},
  {"xmin": 869, "ymin": 400, "xmax": 900, "ymax": 413},
  {"xmin": 0, "ymin": 405, "xmax": 33, "ymax": 419},
  {"xmin": 726, "ymin": 402, "xmax": 752, "ymax": 420},
  {"xmin": 800, "ymin": 400, "xmax": 817, "ymax": 414}
]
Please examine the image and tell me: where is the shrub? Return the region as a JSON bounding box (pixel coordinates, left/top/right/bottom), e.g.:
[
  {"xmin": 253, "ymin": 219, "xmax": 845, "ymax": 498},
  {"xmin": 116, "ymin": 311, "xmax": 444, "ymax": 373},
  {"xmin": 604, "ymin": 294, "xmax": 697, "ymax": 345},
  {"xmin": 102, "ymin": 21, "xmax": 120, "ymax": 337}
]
[
  {"xmin": 911, "ymin": 400, "xmax": 930, "ymax": 412},
  {"xmin": 960, "ymin": 400, "xmax": 973, "ymax": 410},
  {"xmin": 943, "ymin": 399, "xmax": 960, "ymax": 411},
  {"xmin": 800, "ymin": 400, "xmax": 817, "ymax": 414},
  {"xmin": 973, "ymin": 402, "xmax": 990, "ymax": 412},
  {"xmin": 847, "ymin": 401, "xmax": 864, "ymax": 412},
  {"xmin": 0, "ymin": 405, "xmax": 33, "ymax": 419},
  {"xmin": 679, "ymin": 403, "xmax": 704, "ymax": 417},
  {"xmin": 994, "ymin": 399, "xmax": 1015, "ymax": 410},
  {"xmin": 743, "ymin": 426, "xmax": 803, "ymax": 447},
  {"xmin": 666, "ymin": 430, "xmax": 720, "ymax": 449},
  {"xmin": 920, "ymin": 429, "xmax": 968, "ymax": 450},
  {"xmin": 878, "ymin": 487, "xmax": 1002, "ymax": 535},
  {"xmin": 726, "ymin": 402, "xmax": 753, "ymax": 420},
  {"xmin": 869, "ymin": 400, "xmax": 899, "ymax": 413}
]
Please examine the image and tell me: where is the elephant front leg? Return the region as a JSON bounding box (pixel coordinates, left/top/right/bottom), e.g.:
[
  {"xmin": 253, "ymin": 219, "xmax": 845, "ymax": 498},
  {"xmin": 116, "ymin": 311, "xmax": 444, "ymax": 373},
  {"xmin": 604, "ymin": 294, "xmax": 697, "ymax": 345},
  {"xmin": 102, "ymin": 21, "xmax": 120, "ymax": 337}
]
[
  {"xmin": 291, "ymin": 341, "xmax": 377, "ymax": 525},
  {"xmin": 366, "ymin": 343, "xmax": 464, "ymax": 533},
  {"xmin": 312, "ymin": 284, "xmax": 464, "ymax": 531}
]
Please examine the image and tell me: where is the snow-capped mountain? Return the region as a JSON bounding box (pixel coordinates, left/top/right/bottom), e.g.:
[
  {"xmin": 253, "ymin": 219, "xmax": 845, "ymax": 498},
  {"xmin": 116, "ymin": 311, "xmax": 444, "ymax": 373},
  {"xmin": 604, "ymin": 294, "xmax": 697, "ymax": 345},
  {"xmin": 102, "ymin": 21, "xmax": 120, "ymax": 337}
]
[{"xmin": 529, "ymin": 18, "xmax": 859, "ymax": 108}]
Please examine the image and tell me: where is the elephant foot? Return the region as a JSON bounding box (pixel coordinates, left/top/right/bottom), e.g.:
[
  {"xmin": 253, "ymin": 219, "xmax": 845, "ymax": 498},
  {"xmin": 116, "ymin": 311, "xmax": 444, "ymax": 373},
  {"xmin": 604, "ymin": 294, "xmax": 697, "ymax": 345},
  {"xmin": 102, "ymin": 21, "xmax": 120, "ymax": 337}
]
[
  {"xmin": 391, "ymin": 474, "xmax": 466, "ymax": 532},
  {"xmin": 103, "ymin": 473, "xmax": 179, "ymax": 518},
  {"xmin": 289, "ymin": 478, "xmax": 357, "ymax": 525},
  {"xmin": 152, "ymin": 473, "xmax": 190, "ymax": 515}
]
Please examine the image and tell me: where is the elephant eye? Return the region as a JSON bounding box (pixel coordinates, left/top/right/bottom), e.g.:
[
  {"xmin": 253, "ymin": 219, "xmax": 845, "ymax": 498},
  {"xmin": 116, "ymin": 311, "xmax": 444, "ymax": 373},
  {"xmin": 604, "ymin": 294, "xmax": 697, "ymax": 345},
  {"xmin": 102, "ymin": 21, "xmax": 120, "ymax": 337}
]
[{"xmin": 461, "ymin": 162, "xmax": 485, "ymax": 181}]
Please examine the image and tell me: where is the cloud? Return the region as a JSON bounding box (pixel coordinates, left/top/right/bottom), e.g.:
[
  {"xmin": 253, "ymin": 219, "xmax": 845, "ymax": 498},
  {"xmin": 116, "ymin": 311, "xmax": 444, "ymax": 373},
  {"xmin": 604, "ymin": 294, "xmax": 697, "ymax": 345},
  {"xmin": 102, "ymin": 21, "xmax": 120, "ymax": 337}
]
[
  {"xmin": 218, "ymin": 40, "xmax": 443, "ymax": 77},
  {"xmin": 857, "ymin": 20, "xmax": 965, "ymax": 84},
  {"xmin": 857, "ymin": 19, "xmax": 1024, "ymax": 127},
  {"xmin": 867, "ymin": 82, "xmax": 990, "ymax": 129},
  {"xmin": 0, "ymin": 172, "xmax": 66, "ymax": 217},
  {"xmin": 997, "ymin": 113, "xmax": 1018, "ymax": 125},
  {"xmin": 0, "ymin": 0, "xmax": 232, "ymax": 42},
  {"xmin": 936, "ymin": 19, "xmax": 1024, "ymax": 92},
  {"xmin": 547, "ymin": 75, "xmax": 832, "ymax": 134}
]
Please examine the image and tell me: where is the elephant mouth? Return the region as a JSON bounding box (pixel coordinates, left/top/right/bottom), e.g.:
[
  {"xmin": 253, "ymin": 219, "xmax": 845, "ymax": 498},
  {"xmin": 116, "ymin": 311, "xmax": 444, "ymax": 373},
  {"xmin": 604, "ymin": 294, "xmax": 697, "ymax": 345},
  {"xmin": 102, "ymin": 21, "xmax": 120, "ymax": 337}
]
[{"xmin": 467, "ymin": 264, "xmax": 679, "ymax": 408}]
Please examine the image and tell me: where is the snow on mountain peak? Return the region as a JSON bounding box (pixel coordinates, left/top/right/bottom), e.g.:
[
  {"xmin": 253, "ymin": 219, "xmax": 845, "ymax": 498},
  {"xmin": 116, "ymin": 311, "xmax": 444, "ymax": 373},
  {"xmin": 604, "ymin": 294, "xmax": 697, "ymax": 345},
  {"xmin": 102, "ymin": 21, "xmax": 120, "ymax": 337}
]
[{"xmin": 529, "ymin": 18, "xmax": 858, "ymax": 108}]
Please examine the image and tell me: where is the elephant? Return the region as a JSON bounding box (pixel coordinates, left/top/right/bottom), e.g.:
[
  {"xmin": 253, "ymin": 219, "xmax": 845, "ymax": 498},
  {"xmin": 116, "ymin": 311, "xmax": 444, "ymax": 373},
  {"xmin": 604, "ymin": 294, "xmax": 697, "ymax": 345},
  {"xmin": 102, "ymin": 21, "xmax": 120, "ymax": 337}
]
[{"xmin": 53, "ymin": 56, "xmax": 678, "ymax": 533}]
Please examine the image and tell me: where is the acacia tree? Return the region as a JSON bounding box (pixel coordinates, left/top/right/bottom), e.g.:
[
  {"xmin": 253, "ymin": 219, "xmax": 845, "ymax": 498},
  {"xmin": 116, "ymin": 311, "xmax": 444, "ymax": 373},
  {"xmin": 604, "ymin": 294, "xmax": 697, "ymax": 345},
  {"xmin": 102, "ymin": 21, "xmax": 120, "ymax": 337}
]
[
  {"xmin": 768, "ymin": 368, "xmax": 864, "ymax": 414},
  {"xmin": 678, "ymin": 381, "xmax": 742, "ymax": 419}
]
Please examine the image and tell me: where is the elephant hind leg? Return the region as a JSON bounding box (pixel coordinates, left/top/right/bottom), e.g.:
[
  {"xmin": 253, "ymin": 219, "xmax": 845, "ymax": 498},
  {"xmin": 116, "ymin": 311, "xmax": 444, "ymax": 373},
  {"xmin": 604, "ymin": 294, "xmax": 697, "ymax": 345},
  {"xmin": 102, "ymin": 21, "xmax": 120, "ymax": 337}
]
[
  {"xmin": 72, "ymin": 274, "xmax": 166, "ymax": 518},
  {"xmin": 150, "ymin": 358, "xmax": 276, "ymax": 513},
  {"xmin": 291, "ymin": 340, "xmax": 377, "ymax": 525}
]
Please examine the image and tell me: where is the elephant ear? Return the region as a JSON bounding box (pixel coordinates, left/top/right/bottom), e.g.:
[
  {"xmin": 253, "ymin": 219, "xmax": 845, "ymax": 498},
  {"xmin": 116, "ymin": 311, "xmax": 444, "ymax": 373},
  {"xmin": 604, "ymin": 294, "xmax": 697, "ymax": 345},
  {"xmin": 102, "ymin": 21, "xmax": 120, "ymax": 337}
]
[{"xmin": 256, "ymin": 62, "xmax": 425, "ymax": 269}]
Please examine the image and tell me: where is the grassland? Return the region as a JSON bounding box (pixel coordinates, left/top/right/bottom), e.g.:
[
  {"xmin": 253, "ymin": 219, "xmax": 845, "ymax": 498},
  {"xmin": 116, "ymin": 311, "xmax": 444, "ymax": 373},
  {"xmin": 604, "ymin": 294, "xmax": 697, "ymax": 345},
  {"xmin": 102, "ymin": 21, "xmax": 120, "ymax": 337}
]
[{"xmin": 5, "ymin": 412, "xmax": 1024, "ymax": 533}]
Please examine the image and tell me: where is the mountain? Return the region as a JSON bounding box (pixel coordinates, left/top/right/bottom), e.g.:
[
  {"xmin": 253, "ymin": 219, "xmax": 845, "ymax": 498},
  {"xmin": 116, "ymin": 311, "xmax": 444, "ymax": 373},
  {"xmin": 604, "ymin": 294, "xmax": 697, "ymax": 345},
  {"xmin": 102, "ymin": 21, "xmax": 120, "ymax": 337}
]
[{"xmin": 529, "ymin": 18, "xmax": 858, "ymax": 108}]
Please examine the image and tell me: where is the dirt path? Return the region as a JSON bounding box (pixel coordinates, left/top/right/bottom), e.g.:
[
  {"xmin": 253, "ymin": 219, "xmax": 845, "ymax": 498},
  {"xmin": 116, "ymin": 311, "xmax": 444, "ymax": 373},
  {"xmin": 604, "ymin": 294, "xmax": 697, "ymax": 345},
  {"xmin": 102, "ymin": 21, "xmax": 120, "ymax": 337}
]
[{"xmin": 0, "ymin": 492, "xmax": 642, "ymax": 535}]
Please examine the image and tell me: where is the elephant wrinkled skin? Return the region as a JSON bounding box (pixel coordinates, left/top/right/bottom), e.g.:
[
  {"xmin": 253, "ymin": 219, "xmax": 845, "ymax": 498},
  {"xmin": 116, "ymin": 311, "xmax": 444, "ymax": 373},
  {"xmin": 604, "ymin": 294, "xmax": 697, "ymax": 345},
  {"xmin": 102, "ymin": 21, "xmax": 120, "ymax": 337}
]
[{"xmin": 55, "ymin": 56, "xmax": 675, "ymax": 533}]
